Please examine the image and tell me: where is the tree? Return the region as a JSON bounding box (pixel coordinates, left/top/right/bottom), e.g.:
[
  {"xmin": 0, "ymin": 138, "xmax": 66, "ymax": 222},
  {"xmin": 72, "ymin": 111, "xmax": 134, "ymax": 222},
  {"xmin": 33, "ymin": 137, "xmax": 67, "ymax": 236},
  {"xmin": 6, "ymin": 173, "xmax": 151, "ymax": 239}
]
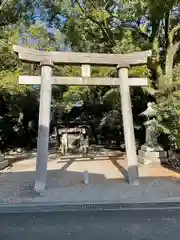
[
  {"xmin": 0, "ymin": 0, "xmax": 32, "ymax": 27},
  {"xmin": 41, "ymin": 0, "xmax": 180, "ymax": 148},
  {"xmin": 33, "ymin": 0, "xmax": 151, "ymax": 143},
  {"xmin": 155, "ymin": 63, "xmax": 180, "ymax": 150},
  {"xmin": 1, "ymin": 0, "xmax": 179, "ymax": 149},
  {"xmin": 0, "ymin": 15, "xmax": 69, "ymax": 150}
]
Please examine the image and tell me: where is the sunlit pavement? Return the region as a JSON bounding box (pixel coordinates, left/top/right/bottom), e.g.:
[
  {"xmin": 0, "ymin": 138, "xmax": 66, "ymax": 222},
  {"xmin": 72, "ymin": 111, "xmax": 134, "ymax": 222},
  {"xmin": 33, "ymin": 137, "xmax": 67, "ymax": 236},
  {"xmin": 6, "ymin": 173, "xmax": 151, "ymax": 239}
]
[{"xmin": 0, "ymin": 150, "xmax": 180, "ymax": 205}]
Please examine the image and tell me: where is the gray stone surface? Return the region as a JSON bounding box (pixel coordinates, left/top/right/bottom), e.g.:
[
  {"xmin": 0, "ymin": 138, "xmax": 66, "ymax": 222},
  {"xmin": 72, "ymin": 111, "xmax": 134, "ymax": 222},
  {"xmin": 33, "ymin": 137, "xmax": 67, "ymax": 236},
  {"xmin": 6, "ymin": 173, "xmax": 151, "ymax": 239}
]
[
  {"xmin": 138, "ymin": 155, "xmax": 153, "ymax": 165},
  {"xmin": 1, "ymin": 208, "xmax": 180, "ymax": 239},
  {"xmin": 138, "ymin": 150, "xmax": 168, "ymax": 165},
  {"xmin": 0, "ymin": 178, "xmax": 180, "ymax": 205},
  {"xmin": 0, "ymin": 153, "xmax": 4, "ymax": 162},
  {"xmin": 139, "ymin": 150, "xmax": 167, "ymax": 159},
  {"xmin": 118, "ymin": 67, "xmax": 139, "ymax": 184},
  {"xmin": 0, "ymin": 159, "xmax": 8, "ymax": 170},
  {"xmin": 0, "ymin": 152, "xmax": 8, "ymax": 170},
  {"xmin": 35, "ymin": 62, "xmax": 53, "ymax": 193}
]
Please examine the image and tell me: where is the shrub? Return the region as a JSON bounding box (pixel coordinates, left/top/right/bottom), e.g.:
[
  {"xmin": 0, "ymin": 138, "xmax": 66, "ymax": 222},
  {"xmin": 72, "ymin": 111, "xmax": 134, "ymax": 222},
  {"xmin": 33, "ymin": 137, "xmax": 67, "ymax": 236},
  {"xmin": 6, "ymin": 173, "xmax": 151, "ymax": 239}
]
[{"xmin": 155, "ymin": 64, "xmax": 180, "ymax": 150}]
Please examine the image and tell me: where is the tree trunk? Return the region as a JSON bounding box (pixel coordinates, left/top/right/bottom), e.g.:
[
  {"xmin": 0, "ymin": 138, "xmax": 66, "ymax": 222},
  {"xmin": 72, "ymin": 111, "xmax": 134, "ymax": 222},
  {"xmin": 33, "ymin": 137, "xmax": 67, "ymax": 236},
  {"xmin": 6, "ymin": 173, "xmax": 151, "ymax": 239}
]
[{"xmin": 165, "ymin": 42, "xmax": 180, "ymax": 84}]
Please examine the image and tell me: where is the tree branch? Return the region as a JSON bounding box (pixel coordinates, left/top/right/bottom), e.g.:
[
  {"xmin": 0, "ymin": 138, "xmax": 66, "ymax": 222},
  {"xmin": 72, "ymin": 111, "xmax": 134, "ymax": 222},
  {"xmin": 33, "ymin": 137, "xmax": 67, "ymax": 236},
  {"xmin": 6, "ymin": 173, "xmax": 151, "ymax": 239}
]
[
  {"xmin": 169, "ymin": 24, "xmax": 180, "ymax": 45},
  {"xmin": 0, "ymin": 0, "xmax": 8, "ymax": 10},
  {"xmin": 165, "ymin": 41, "xmax": 180, "ymax": 79},
  {"xmin": 74, "ymin": 0, "xmax": 115, "ymax": 47},
  {"xmin": 87, "ymin": 0, "xmax": 97, "ymax": 9}
]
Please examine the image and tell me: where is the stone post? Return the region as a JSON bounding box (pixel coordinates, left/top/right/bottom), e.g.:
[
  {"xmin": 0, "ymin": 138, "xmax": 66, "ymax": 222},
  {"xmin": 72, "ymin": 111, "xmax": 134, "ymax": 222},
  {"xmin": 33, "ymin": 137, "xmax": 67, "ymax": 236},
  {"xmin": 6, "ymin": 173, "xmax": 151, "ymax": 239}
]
[
  {"xmin": 34, "ymin": 59, "xmax": 54, "ymax": 193},
  {"xmin": 118, "ymin": 67, "xmax": 139, "ymax": 185}
]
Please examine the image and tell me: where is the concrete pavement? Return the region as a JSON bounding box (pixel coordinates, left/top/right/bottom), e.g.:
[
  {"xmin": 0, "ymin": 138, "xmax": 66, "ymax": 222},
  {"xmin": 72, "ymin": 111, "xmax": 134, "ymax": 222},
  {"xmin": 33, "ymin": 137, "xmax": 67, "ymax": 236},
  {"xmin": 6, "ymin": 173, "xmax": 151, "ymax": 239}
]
[
  {"xmin": 1, "ymin": 179, "xmax": 180, "ymax": 205},
  {"xmin": 0, "ymin": 150, "xmax": 180, "ymax": 207},
  {"xmin": 1, "ymin": 208, "xmax": 180, "ymax": 239}
]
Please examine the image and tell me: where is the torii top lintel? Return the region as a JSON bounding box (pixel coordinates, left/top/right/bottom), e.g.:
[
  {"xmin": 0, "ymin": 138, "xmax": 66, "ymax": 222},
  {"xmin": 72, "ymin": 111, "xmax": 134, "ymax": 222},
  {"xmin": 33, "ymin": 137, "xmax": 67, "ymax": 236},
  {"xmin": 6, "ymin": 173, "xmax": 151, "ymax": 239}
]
[{"xmin": 13, "ymin": 45, "xmax": 151, "ymax": 66}]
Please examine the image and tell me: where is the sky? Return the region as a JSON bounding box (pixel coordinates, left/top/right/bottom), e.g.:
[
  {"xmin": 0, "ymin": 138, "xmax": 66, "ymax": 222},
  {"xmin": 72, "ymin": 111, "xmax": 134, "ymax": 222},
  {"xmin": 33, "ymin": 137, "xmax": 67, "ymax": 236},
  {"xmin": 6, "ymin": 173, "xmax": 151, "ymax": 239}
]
[
  {"xmin": 19, "ymin": 6, "xmax": 68, "ymax": 51},
  {"xmin": 31, "ymin": 7, "xmax": 66, "ymax": 35}
]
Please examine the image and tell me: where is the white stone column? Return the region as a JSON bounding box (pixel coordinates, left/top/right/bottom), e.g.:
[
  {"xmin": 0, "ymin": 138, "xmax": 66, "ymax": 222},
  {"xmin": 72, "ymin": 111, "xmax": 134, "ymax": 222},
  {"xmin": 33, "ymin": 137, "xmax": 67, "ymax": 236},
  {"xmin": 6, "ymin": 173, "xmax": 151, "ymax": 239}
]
[
  {"xmin": 34, "ymin": 59, "xmax": 53, "ymax": 193},
  {"xmin": 118, "ymin": 67, "xmax": 139, "ymax": 185}
]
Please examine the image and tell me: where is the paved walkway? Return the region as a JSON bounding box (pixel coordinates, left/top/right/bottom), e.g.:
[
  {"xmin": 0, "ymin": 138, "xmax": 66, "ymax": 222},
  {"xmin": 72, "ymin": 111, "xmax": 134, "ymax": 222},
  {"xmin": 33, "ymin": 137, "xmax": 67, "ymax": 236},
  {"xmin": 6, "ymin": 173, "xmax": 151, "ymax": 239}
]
[{"xmin": 0, "ymin": 150, "xmax": 180, "ymax": 205}]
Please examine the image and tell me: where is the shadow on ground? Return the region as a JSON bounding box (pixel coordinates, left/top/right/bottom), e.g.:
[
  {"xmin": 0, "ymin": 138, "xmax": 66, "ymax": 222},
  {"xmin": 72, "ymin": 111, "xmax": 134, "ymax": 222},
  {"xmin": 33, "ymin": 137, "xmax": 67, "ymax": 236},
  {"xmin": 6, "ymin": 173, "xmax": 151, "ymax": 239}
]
[
  {"xmin": 4, "ymin": 145, "xmax": 124, "ymax": 165},
  {"xmin": 0, "ymin": 153, "xmax": 180, "ymax": 202}
]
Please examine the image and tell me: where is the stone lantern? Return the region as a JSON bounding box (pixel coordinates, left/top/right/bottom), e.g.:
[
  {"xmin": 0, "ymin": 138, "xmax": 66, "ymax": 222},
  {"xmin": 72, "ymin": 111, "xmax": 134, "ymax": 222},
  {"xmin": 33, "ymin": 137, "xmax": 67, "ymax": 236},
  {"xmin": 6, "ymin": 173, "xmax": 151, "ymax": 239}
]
[{"xmin": 138, "ymin": 102, "xmax": 167, "ymax": 165}]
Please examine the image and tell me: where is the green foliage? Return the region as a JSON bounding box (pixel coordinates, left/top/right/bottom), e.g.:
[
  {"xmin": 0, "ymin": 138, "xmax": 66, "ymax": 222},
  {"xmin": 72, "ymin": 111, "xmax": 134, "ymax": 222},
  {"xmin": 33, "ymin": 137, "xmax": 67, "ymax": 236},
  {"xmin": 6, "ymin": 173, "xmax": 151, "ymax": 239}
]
[
  {"xmin": 155, "ymin": 64, "xmax": 180, "ymax": 149},
  {"xmin": 63, "ymin": 86, "xmax": 88, "ymax": 112},
  {"xmin": 0, "ymin": 12, "xmax": 68, "ymax": 150},
  {"xmin": 0, "ymin": 0, "xmax": 31, "ymax": 27},
  {"xmin": 102, "ymin": 88, "xmax": 121, "ymax": 109},
  {"xmin": 1, "ymin": 0, "xmax": 180, "ymax": 151},
  {"xmin": 0, "ymin": 70, "xmax": 39, "ymax": 149},
  {"xmin": 0, "ymin": 26, "xmax": 20, "ymax": 71}
]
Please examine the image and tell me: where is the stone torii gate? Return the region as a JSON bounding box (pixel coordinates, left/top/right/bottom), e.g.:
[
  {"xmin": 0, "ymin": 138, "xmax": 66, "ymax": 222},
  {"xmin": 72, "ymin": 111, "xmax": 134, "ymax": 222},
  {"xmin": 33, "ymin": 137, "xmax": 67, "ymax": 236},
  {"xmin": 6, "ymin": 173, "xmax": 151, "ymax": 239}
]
[{"xmin": 13, "ymin": 45, "xmax": 151, "ymax": 193}]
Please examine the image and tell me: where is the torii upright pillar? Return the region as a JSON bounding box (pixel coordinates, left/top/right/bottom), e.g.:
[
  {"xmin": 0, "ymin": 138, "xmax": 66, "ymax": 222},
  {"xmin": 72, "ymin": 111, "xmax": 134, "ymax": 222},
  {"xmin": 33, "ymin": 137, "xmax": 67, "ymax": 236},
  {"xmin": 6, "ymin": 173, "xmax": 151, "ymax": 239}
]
[
  {"xmin": 34, "ymin": 59, "xmax": 54, "ymax": 193},
  {"xmin": 118, "ymin": 67, "xmax": 139, "ymax": 185}
]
